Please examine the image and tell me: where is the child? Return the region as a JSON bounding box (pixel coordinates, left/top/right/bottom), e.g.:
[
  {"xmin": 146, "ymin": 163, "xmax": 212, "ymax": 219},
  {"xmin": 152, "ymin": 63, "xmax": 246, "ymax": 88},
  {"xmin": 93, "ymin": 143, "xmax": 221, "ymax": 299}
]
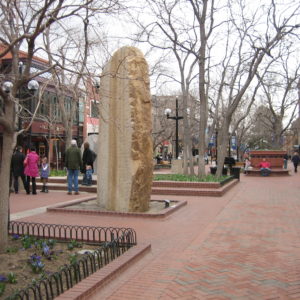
[
  {"xmin": 244, "ymin": 158, "xmax": 251, "ymax": 174},
  {"xmin": 40, "ymin": 157, "xmax": 50, "ymax": 192},
  {"xmin": 85, "ymin": 165, "xmax": 93, "ymax": 186}
]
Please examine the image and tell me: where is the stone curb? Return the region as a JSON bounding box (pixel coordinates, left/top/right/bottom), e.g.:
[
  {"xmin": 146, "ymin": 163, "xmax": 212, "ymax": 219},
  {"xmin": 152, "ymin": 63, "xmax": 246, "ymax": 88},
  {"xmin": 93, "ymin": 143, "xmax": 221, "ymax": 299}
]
[
  {"xmin": 47, "ymin": 199, "xmax": 187, "ymax": 219},
  {"xmin": 55, "ymin": 243, "xmax": 151, "ymax": 300}
]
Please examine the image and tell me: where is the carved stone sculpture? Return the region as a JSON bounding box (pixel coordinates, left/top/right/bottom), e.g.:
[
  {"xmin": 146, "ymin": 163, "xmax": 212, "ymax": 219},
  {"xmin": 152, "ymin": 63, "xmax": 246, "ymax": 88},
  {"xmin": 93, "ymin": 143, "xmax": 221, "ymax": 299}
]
[{"xmin": 97, "ymin": 46, "xmax": 153, "ymax": 212}]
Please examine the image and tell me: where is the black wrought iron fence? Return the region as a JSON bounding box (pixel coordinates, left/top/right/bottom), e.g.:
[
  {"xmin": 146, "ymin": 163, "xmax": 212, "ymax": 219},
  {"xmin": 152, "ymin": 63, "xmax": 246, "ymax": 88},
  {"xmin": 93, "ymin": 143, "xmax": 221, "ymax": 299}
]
[
  {"xmin": 9, "ymin": 221, "xmax": 137, "ymax": 245},
  {"xmin": 7, "ymin": 221, "xmax": 137, "ymax": 300}
]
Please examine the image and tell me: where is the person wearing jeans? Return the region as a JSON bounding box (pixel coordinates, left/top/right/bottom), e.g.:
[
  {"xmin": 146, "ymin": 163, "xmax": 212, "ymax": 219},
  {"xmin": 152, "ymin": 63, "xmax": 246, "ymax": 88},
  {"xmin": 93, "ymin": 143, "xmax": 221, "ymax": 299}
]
[
  {"xmin": 24, "ymin": 146, "xmax": 39, "ymax": 194},
  {"xmin": 258, "ymin": 158, "xmax": 271, "ymax": 177},
  {"xmin": 65, "ymin": 140, "xmax": 82, "ymax": 195},
  {"xmin": 67, "ymin": 169, "xmax": 79, "ymax": 193}
]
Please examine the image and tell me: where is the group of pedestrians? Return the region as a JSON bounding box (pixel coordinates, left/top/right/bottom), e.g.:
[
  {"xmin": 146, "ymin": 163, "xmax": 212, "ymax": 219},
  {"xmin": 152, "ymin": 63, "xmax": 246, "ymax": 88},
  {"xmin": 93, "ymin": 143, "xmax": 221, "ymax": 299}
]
[
  {"xmin": 65, "ymin": 140, "xmax": 96, "ymax": 195},
  {"xmin": 11, "ymin": 146, "xmax": 50, "ymax": 194},
  {"xmin": 11, "ymin": 140, "xmax": 96, "ymax": 195}
]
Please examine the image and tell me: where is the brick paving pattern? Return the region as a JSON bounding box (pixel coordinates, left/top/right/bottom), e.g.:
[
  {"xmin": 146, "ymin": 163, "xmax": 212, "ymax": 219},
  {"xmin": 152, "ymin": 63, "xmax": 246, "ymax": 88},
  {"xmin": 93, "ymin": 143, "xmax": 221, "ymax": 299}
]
[{"xmin": 9, "ymin": 166, "xmax": 300, "ymax": 299}]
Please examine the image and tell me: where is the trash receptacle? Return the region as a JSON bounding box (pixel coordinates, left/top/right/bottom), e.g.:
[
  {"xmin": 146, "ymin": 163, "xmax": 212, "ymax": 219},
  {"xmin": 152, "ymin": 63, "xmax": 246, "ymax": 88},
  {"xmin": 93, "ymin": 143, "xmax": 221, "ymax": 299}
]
[
  {"xmin": 231, "ymin": 167, "xmax": 241, "ymax": 180},
  {"xmin": 222, "ymin": 167, "xmax": 228, "ymax": 175},
  {"xmin": 211, "ymin": 167, "xmax": 228, "ymax": 175},
  {"xmin": 210, "ymin": 167, "xmax": 217, "ymax": 175}
]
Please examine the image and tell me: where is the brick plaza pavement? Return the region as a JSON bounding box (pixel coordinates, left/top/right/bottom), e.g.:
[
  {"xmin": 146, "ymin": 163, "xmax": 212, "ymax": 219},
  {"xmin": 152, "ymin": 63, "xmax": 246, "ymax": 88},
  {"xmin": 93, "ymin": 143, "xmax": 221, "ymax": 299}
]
[{"xmin": 9, "ymin": 167, "xmax": 300, "ymax": 299}]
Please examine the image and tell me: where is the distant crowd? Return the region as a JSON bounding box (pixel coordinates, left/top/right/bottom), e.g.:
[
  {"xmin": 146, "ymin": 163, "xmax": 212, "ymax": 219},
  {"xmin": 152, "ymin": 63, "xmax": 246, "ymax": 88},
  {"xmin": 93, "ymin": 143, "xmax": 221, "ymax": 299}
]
[{"xmin": 10, "ymin": 141, "xmax": 97, "ymax": 195}]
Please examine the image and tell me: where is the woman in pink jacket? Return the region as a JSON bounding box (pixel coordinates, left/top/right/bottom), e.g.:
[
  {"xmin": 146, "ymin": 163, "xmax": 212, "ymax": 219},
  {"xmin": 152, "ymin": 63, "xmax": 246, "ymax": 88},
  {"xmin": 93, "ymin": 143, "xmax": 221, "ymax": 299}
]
[{"xmin": 24, "ymin": 146, "xmax": 39, "ymax": 194}]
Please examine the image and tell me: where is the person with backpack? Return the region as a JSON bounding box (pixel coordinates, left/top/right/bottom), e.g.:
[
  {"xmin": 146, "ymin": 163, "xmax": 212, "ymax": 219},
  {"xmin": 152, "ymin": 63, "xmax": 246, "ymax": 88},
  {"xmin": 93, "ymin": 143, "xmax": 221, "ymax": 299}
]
[{"xmin": 81, "ymin": 142, "xmax": 97, "ymax": 185}]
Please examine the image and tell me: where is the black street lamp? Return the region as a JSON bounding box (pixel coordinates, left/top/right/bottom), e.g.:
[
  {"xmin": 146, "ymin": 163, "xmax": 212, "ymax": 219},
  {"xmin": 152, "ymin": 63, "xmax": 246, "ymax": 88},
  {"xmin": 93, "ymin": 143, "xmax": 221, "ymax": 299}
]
[
  {"xmin": 215, "ymin": 130, "xmax": 218, "ymax": 164},
  {"xmin": 164, "ymin": 97, "xmax": 183, "ymax": 159},
  {"xmin": 228, "ymin": 132, "xmax": 231, "ymax": 158},
  {"xmin": 27, "ymin": 79, "xmax": 39, "ymax": 149},
  {"xmin": 3, "ymin": 79, "xmax": 39, "ymax": 149},
  {"xmin": 18, "ymin": 61, "xmax": 24, "ymax": 132}
]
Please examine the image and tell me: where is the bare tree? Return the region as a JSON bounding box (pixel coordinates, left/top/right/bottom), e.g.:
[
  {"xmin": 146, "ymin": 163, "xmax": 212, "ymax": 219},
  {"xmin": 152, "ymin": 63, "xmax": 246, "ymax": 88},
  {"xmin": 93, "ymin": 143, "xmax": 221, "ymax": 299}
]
[
  {"xmin": 0, "ymin": 0, "xmax": 122, "ymax": 252},
  {"xmin": 131, "ymin": 0, "xmax": 201, "ymax": 175},
  {"xmin": 212, "ymin": 0, "xmax": 300, "ymax": 176},
  {"xmin": 256, "ymin": 53, "xmax": 300, "ymax": 149}
]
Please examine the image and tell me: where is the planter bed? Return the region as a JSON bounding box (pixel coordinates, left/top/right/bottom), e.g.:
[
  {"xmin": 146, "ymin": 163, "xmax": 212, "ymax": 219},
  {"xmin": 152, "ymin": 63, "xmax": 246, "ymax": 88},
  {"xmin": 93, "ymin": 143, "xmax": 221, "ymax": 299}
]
[{"xmin": 1, "ymin": 221, "xmax": 137, "ymax": 300}]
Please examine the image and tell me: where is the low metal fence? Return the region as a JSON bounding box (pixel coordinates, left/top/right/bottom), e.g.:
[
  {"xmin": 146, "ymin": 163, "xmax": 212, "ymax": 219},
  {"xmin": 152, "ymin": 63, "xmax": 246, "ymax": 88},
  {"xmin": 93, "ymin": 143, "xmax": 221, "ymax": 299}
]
[{"xmin": 7, "ymin": 221, "xmax": 137, "ymax": 300}]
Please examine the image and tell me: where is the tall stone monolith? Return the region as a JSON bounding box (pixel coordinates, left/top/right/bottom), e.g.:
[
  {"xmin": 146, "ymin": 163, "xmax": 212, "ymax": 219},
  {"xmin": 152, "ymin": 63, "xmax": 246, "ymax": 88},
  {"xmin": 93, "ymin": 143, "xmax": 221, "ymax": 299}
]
[{"xmin": 97, "ymin": 46, "xmax": 153, "ymax": 212}]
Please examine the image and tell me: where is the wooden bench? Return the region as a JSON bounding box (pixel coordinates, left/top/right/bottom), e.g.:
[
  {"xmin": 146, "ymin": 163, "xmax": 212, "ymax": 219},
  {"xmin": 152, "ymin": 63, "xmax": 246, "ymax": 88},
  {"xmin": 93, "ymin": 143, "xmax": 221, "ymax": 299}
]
[
  {"xmin": 235, "ymin": 162, "xmax": 244, "ymax": 167},
  {"xmin": 246, "ymin": 168, "xmax": 289, "ymax": 176}
]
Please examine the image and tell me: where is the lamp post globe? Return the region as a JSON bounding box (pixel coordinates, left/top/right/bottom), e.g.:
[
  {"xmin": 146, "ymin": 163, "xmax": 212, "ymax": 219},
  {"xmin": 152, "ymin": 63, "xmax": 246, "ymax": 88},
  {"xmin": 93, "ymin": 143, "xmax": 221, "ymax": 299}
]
[
  {"xmin": 27, "ymin": 79, "xmax": 39, "ymax": 92},
  {"xmin": 94, "ymin": 80, "xmax": 100, "ymax": 90},
  {"xmin": 2, "ymin": 81, "xmax": 13, "ymax": 93},
  {"xmin": 164, "ymin": 108, "xmax": 171, "ymax": 117}
]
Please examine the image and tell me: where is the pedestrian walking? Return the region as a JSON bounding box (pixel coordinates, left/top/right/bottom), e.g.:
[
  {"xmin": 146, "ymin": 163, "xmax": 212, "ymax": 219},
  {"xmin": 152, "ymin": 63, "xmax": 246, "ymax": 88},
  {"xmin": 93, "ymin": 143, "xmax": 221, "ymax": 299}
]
[
  {"xmin": 81, "ymin": 142, "xmax": 96, "ymax": 185},
  {"xmin": 40, "ymin": 157, "xmax": 50, "ymax": 193},
  {"xmin": 24, "ymin": 146, "xmax": 39, "ymax": 194},
  {"xmin": 283, "ymin": 153, "xmax": 288, "ymax": 169},
  {"xmin": 167, "ymin": 152, "xmax": 173, "ymax": 164},
  {"xmin": 291, "ymin": 152, "xmax": 300, "ymax": 173},
  {"xmin": 65, "ymin": 140, "xmax": 82, "ymax": 195},
  {"xmin": 11, "ymin": 146, "xmax": 29, "ymax": 194}
]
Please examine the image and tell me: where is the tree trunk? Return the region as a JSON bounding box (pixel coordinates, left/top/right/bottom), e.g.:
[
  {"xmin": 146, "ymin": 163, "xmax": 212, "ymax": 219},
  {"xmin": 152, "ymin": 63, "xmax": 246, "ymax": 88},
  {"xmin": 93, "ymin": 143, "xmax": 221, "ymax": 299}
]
[
  {"xmin": 182, "ymin": 93, "xmax": 195, "ymax": 175},
  {"xmin": 64, "ymin": 125, "xmax": 73, "ymax": 150},
  {"xmin": 0, "ymin": 132, "xmax": 14, "ymax": 252},
  {"xmin": 216, "ymin": 125, "xmax": 229, "ymax": 177}
]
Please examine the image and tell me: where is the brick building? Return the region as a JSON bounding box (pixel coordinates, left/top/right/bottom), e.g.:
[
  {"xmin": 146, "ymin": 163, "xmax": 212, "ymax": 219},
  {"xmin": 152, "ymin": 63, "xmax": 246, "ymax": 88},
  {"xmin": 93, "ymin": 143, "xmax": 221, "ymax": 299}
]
[{"xmin": 0, "ymin": 45, "xmax": 83, "ymax": 168}]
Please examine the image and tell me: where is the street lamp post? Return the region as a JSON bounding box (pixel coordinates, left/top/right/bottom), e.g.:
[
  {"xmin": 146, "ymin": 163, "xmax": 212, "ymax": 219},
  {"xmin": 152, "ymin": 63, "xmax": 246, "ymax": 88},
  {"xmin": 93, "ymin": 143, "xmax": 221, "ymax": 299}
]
[
  {"xmin": 27, "ymin": 79, "xmax": 39, "ymax": 149},
  {"xmin": 215, "ymin": 130, "xmax": 218, "ymax": 165},
  {"xmin": 164, "ymin": 97, "xmax": 183, "ymax": 159},
  {"xmin": 3, "ymin": 79, "xmax": 39, "ymax": 149},
  {"xmin": 18, "ymin": 62, "xmax": 23, "ymax": 132},
  {"xmin": 228, "ymin": 132, "xmax": 231, "ymax": 158}
]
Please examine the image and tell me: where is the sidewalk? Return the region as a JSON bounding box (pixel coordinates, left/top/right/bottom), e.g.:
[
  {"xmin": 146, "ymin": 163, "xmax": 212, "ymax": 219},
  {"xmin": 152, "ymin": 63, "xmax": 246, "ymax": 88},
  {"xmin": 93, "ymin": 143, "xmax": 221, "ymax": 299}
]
[{"xmin": 9, "ymin": 167, "xmax": 300, "ymax": 299}]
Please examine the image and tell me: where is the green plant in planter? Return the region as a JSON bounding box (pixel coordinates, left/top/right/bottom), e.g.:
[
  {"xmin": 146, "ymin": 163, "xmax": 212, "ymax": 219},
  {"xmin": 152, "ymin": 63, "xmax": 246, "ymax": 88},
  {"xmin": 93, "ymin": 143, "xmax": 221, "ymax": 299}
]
[
  {"xmin": 7, "ymin": 273, "xmax": 17, "ymax": 284},
  {"xmin": 0, "ymin": 282, "xmax": 6, "ymax": 297},
  {"xmin": 21, "ymin": 235, "xmax": 37, "ymax": 249},
  {"xmin": 28, "ymin": 254, "xmax": 45, "ymax": 274},
  {"xmin": 47, "ymin": 239, "xmax": 57, "ymax": 248},
  {"xmin": 69, "ymin": 253, "xmax": 79, "ymax": 265},
  {"xmin": 67, "ymin": 240, "xmax": 82, "ymax": 250},
  {"xmin": 154, "ymin": 173, "xmax": 228, "ymax": 182},
  {"xmin": 50, "ymin": 169, "xmax": 67, "ymax": 177},
  {"xmin": 6, "ymin": 246, "xmax": 19, "ymax": 253}
]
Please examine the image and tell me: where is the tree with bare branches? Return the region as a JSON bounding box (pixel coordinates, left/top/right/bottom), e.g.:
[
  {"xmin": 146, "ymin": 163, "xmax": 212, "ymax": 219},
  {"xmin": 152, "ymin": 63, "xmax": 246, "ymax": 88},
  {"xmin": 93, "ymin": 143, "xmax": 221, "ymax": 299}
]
[
  {"xmin": 0, "ymin": 0, "xmax": 122, "ymax": 252},
  {"xmin": 210, "ymin": 0, "xmax": 300, "ymax": 176}
]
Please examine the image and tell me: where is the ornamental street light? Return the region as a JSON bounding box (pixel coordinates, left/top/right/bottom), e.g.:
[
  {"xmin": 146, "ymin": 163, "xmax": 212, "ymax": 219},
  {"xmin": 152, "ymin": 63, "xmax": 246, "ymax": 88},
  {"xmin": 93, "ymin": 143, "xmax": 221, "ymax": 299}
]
[
  {"xmin": 27, "ymin": 79, "xmax": 39, "ymax": 149},
  {"xmin": 2, "ymin": 78, "xmax": 39, "ymax": 149},
  {"xmin": 164, "ymin": 96, "xmax": 183, "ymax": 159},
  {"xmin": 215, "ymin": 129, "xmax": 218, "ymax": 165}
]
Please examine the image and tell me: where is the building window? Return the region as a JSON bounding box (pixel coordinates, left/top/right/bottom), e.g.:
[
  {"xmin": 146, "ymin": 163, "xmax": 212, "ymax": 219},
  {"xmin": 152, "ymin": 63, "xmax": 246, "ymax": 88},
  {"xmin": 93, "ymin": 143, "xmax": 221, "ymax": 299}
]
[{"xmin": 91, "ymin": 100, "xmax": 99, "ymax": 118}]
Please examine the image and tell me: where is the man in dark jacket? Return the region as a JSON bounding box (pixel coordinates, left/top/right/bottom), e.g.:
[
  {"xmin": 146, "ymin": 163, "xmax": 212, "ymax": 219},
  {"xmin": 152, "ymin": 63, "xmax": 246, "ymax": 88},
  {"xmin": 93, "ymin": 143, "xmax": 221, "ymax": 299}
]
[
  {"xmin": 291, "ymin": 152, "xmax": 300, "ymax": 173},
  {"xmin": 65, "ymin": 140, "xmax": 82, "ymax": 195},
  {"xmin": 82, "ymin": 142, "xmax": 97, "ymax": 185},
  {"xmin": 11, "ymin": 146, "xmax": 28, "ymax": 194}
]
